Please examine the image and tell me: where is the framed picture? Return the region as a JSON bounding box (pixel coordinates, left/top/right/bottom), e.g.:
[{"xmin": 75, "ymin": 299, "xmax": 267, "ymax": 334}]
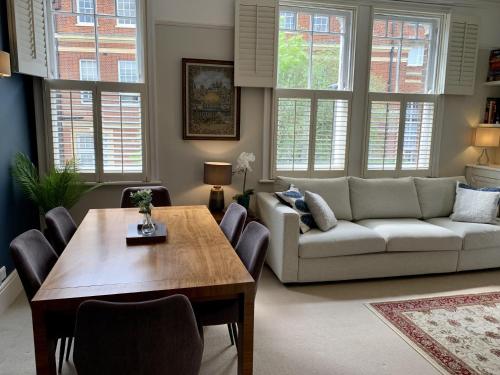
[{"xmin": 182, "ymin": 58, "xmax": 241, "ymax": 140}]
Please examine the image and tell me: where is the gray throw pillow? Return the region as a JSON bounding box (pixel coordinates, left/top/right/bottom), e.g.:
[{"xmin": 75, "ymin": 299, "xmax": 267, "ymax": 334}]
[
  {"xmin": 305, "ymin": 191, "xmax": 338, "ymax": 231},
  {"xmin": 450, "ymin": 182, "xmax": 500, "ymax": 224}
]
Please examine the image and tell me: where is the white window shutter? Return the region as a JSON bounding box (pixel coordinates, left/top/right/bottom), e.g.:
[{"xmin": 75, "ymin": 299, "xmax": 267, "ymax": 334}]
[
  {"xmin": 7, "ymin": 0, "xmax": 48, "ymax": 78},
  {"xmin": 444, "ymin": 15, "xmax": 479, "ymax": 96},
  {"xmin": 235, "ymin": 0, "xmax": 278, "ymax": 88}
]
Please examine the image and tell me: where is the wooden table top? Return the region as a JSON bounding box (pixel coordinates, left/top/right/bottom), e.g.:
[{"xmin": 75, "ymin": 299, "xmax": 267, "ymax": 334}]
[{"xmin": 33, "ymin": 206, "xmax": 254, "ymax": 303}]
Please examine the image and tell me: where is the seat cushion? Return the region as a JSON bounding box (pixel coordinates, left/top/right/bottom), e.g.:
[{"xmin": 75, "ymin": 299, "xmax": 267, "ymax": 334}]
[
  {"xmin": 357, "ymin": 219, "xmax": 462, "ymax": 252},
  {"xmin": 298, "ymin": 220, "xmax": 386, "ymax": 259},
  {"xmin": 349, "ymin": 177, "xmax": 422, "ymax": 220},
  {"xmin": 414, "ymin": 176, "xmax": 466, "ymax": 219},
  {"xmin": 427, "ymin": 217, "xmax": 500, "ymax": 250},
  {"xmin": 275, "ymin": 176, "xmax": 352, "ymax": 220}
]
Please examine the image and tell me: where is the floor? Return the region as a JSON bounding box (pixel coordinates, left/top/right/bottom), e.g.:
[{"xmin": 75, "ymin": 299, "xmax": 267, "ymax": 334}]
[{"xmin": 2, "ymin": 266, "xmax": 500, "ymax": 375}]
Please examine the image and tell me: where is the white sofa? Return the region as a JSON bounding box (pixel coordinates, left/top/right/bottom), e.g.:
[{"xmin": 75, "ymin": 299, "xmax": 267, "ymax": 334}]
[{"xmin": 257, "ymin": 176, "xmax": 500, "ymax": 283}]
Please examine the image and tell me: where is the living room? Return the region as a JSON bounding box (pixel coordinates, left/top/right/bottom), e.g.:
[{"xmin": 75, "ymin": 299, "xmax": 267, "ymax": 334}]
[{"xmin": 1, "ymin": 0, "xmax": 500, "ymax": 374}]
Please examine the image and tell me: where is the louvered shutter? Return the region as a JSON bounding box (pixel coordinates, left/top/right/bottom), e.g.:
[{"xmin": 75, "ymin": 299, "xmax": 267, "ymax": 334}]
[
  {"xmin": 7, "ymin": 0, "xmax": 48, "ymax": 78},
  {"xmin": 444, "ymin": 15, "xmax": 479, "ymax": 96},
  {"xmin": 235, "ymin": 0, "xmax": 278, "ymax": 88}
]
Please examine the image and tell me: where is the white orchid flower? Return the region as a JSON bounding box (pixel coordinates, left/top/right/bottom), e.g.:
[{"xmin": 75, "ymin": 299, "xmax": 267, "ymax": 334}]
[{"xmin": 236, "ymin": 152, "xmax": 255, "ymax": 173}]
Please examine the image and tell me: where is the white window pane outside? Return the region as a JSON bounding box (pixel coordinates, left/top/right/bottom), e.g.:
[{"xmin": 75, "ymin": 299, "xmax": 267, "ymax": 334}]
[
  {"xmin": 280, "ymin": 11, "xmax": 296, "ymax": 30},
  {"xmin": 77, "ymin": 0, "xmax": 95, "ymax": 25},
  {"xmin": 408, "ymin": 45, "xmax": 425, "ymax": 66},
  {"xmin": 401, "ymin": 102, "xmax": 434, "ymax": 170},
  {"xmin": 117, "ymin": 0, "xmax": 137, "ymax": 27},
  {"xmin": 79, "ymin": 60, "xmax": 97, "ymax": 103},
  {"xmin": 313, "ymin": 15, "xmax": 329, "ymax": 33}
]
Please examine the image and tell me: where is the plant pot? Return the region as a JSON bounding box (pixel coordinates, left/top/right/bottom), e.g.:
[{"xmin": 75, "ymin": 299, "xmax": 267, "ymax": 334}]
[{"xmin": 236, "ymin": 195, "xmax": 250, "ymax": 210}]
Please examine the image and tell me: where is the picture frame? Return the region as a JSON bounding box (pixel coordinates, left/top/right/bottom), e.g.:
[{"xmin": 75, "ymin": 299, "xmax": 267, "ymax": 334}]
[{"xmin": 182, "ymin": 58, "xmax": 241, "ymax": 140}]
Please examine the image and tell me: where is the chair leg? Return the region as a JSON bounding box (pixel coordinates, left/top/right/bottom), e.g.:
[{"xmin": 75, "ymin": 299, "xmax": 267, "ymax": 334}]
[
  {"xmin": 227, "ymin": 323, "xmax": 234, "ymax": 346},
  {"xmin": 58, "ymin": 338, "xmax": 66, "ymax": 374},
  {"xmin": 231, "ymin": 323, "xmax": 238, "ymax": 350},
  {"xmin": 65, "ymin": 337, "xmax": 73, "ymax": 361}
]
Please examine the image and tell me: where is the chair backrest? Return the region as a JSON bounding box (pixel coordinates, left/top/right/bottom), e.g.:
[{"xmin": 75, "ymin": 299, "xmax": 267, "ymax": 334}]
[
  {"xmin": 220, "ymin": 203, "xmax": 247, "ymax": 248},
  {"xmin": 10, "ymin": 229, "xmax": 58, "ymax": 302},
  {"xmin": 45, "ymin": 207, "xmax": 77, "ymax": 256},
  {"xmin": 73, "ymin": 295, "xmax": 203, "ymax": 375},
  {"xmin": 120, "ymin": 186, "xmax": 172, "ymax": 208},
  {"xmin": 235, "ymin": 221, "xmax": 270, "ymax": 286}
]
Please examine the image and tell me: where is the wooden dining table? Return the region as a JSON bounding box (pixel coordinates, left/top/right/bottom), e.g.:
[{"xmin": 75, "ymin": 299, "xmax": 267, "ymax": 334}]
[{"xmin": 31, "ymin": 205, "xmax": 256, "ymax": 375}]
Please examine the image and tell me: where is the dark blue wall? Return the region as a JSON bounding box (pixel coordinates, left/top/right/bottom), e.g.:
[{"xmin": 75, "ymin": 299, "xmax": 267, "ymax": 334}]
[{"xmin": 0, "ymin": 3, "xmax": 38, "ymax": 274}]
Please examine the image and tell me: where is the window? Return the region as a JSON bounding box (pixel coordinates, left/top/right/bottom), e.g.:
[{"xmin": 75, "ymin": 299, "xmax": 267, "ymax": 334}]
[
  {"xmin": 77, "ymin": 0, "xmax": 94, "ymax": 25},
  {"xmin": 365, "ymin": 11, "xmax": 442, "ymax": 176},
  {"xmin": 79, "ymin": 60, "xmax": 97, "ymax": 103},
  {"xmin": 46, "ymin": 0, "xmax": 146, "ymax": 182},
  {"xmin": 274, "ymin": 5, "xmax": 353, "ymax": 176},
  {"xmin": 313, "ymin": 15, "xmax": 329, "ymax": 33},
  {"xmin": 117, "ymin": 0, "xmax": 137, "ymax": 27},
  {"xmin": 280, "ymin": 11, "xmax": 296, "ymax": 30}
]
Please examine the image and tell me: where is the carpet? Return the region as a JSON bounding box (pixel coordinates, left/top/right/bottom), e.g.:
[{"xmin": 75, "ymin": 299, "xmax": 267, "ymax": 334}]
[{"xmin": 369, "ymin": 292, "xmax": 500, "ymax": 375}]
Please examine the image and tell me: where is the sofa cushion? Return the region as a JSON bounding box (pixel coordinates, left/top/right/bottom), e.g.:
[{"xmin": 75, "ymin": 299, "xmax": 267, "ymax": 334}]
[
  {"xmin": 357, "ymin": 219, "xmax": 462, "ymax": 252},
  {"xmin": 305, "ymin": 191, "xmax": 338, "ymax": 231},
  {"xmin": 450, "ymin": 183, "xmax": 500, "ymax": 224},
  {"xmin": 298, "ymin": 220, "xmax": 386, "ymax": 259},
  {"xmin": 414, "ymin": 176, "xmax": 466, "ymax": 219},
  {"xmin": 426, "ymin": 217, "xmax": 500, "ymax": 251},
  {"xmin": 349, "ymin": 177, "xmax": 422, "ymax": 220},
  {"xmin": 275, "ymin": 176, "xmax": 352, "ymax": 220}
]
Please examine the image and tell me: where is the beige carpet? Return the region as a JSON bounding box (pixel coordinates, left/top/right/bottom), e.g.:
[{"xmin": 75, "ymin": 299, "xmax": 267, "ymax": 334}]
[{"xmin": 2, "ymin": 266, "xmax": 500, "ymax": 375}]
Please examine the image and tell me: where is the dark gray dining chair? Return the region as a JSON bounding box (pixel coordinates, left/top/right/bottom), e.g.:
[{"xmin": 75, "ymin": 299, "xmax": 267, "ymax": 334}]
[
  {"xmin": 195, "ymin": 221, "xmax": 270, "ymax": 348},
  {"xmin": 220, "ymin": 202, "xmax": 247, "ymax": 248},
  {"xmin": 73, "ymin": 295, "xmax": 204, "ymax": 375},
  {"xmin": 45, "ymin": 207, "xmax": 77, "ymax": 256},
  {"xmin": 120, "ymin": 186, "xmax": 172, "ymax": 208},
  {"xmin": 10, "ymin": 229, "xmax": 74, "ymax": 374}
]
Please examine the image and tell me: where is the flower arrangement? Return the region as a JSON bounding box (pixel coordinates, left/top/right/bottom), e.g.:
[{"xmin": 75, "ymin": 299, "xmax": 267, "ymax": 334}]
[
  {"xmin": 233, "ymin": 152, "xmax": 255, "ymax": 209},
  {"xmin": 130, "ymin": 189, "xmax": 153, "ymax": 214}
]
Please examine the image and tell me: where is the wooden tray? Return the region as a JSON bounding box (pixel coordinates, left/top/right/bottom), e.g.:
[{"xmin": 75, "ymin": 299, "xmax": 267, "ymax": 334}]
[{"xmin": 126, "ymin": 223, "xmax": 167, "ymax": 245}]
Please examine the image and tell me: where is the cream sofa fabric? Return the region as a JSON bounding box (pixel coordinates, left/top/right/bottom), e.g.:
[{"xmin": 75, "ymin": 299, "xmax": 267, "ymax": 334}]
[
  {"xmin": 458, "ymin": 247, "xmax": 500, "ymax": 271},
  {"xmin": 357, "ymin": 219, "xmax": 462, "ymax": 252},
  {"xmin": 414, "ymin": 177, "xmax": 466, "ymax": 219},
  {"xmin": 426, "ymin": 217, "xmax": 500, "ymax": 250},
  {"xmin": 349, "ymin": 177, "xmax": 422, "ymax": 220},
  {"xmin": 298, "ymin": 221, "xmax": 386, "ymax": 259},
  {"xmin": 275, "ymin": 176, "xmax": 352, "ymax": 220}
]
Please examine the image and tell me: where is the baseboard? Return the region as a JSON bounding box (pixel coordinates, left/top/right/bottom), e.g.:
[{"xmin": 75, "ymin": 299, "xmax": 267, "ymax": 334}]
[{"xmin": 0, "ymin": 270, "xmax": 23, "ymax": 315}]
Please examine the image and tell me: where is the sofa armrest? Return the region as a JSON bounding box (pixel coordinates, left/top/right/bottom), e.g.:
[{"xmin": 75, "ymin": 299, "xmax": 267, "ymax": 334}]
[{"xmin": 256, "ymin": 192, "xmax": 300, "ymax": 282}]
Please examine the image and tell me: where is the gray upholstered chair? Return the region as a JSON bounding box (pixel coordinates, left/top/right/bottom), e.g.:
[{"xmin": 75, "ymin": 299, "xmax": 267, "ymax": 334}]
[
  {"xmin": 195, "ymin": 221, "xmax": 270, "ymax": 347},
  {"xmin": 73, "ymin": 295, "xmax": 203, "ymax": 375},
  {"xmin": 10, "ymin": 229, "xmax": 73, "ymax": 373},
  {"xmin": 45, "ymin": 207, "xmax": 77, "ymax": 256},
  {"xmin": 120, "ymin": 186, "xmax": 172, "ymax": 208},
  {"xmin": 220, "ymin": 202, "xmax": 247, "ymax": 248}
]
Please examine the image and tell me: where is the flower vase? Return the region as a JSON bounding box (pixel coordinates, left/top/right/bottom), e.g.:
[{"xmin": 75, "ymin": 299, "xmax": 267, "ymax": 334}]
[{"xmin": 141, "ymin": 211, "xmax": 155, "ymax": 236}]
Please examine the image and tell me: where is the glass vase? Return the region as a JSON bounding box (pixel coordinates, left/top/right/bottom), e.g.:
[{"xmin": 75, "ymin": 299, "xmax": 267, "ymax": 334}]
[{"xmin": 141, "ymin": 212, "xmax": 155, "ymax": 236}]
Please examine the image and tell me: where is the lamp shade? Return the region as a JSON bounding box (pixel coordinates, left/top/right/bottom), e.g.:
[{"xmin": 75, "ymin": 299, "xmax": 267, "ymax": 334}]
[
  {"xmin": 204, "ymin": 162, "xmax": 232, "ymax": 186},
  {"xmin": 0, "ymin": 51, "xmax": 11, "ymax": 78},
  {"xmin": 474, "ymin": 128, "xmax": 500, "ymax": 148}
]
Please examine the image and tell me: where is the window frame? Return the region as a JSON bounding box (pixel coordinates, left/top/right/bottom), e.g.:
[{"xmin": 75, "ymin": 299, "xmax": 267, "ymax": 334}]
[
  {"xmin": 362, "ymin": 8, "xmax": 447, "ymax": 178},
  {"xmin": 79, "ymin": 59, "xmax": 98, "ymax": 103},
  {"xmin": 76, "ymin": 0, "xmax": 95, "ymax": 26},
  {"xmin": 116, "ymin": 0, "xmax": 137, "ymax": 28}
]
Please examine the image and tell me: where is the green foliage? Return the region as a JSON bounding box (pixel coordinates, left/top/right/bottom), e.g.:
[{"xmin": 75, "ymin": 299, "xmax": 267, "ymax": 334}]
[
  {"xmin": 11, "ymin": 153, "xmax": 98, "ymax": 215},
  {"xmin": 130, "ymin": 189, "xmax": 153, "ymax": 214}
]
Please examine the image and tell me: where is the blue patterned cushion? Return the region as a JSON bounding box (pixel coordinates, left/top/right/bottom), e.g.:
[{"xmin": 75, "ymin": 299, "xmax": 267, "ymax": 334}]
[
  {"xmin": 275, "ymin": 185, "xmax": 317, "ymax": 233},
  {"xmin": 458, "ymin": 183, "xmax": 500, "ymax": 206}
]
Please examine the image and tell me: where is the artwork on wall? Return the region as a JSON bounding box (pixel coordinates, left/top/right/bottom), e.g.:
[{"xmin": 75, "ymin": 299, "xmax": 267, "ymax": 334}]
[{"xmin": 182, "ymin": 58, "xmax": 241, "ymax": 140}]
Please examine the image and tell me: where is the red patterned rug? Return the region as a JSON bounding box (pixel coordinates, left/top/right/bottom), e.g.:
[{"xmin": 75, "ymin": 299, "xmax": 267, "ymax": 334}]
[{"xmin": 369, "ymin": 292, "xmax": 500, "ymax": 375}]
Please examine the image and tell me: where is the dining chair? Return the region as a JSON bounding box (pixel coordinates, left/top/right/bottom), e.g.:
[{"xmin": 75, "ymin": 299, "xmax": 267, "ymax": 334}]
[
  {"xmin": 73, "ymin": 295, "xmax": 204, "ymax": 375},
  {"xmin": 220, "ymin": 202, "xmax": 247, "ymax": 248},
  {"xmin": 195, "ymin": 221, "xmax": 270, "ymax": 347},
  {"xmin": 10, "ymin": 229, "xmax": 74, "ymax": 374},
  {"xmin": 120, "ymin": 186, "xmax": 172, "ymax": 208},
  {"xmin": 45, "ymin": 206, "xmax": 77, "ymax": 256}
]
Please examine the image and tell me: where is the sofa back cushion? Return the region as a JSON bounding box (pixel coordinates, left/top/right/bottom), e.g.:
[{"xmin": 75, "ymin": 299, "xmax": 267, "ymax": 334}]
[
  {"xmin": 349, "ymin": 177, "xmax": 422, "ymax": 220},
  {"xmin": 414, "ymin": 176, "xmax": 467, "ymax": 219},
  {"xmin": 275, "ymin": 176, "xmax": 352, "ymax": 220}
]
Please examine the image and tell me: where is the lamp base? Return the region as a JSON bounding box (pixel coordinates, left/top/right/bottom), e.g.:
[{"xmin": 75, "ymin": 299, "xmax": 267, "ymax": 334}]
[
  {"xmin": 477, "ymin": 148, "xmax": 490, "ymax": 166},
  {"xmin": 208, "ymin": 186, "xmax": 225, "ymax": 212}
]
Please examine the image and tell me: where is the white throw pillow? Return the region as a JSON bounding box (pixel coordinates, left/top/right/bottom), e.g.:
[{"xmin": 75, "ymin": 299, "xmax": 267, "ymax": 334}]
[
  {"xmin": 305, "ymin": 191, "xmax": 338, "ymax": 231},
  {"xmin": 450, "ymin": 183, "xmax": 500, "ymax": 224}
]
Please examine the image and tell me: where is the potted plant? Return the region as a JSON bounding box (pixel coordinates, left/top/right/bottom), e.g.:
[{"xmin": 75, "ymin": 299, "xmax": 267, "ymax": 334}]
[
  {"xmin": 11, "ymin": 152, "xmax": 98, "ymax": 218},
  {"xmin": 130, "ymin": 189, "xmax": 155, "ymax": 236},
  {"xmin": 233, "ymin": 152, "xmax": 255, "ymax": 210}
]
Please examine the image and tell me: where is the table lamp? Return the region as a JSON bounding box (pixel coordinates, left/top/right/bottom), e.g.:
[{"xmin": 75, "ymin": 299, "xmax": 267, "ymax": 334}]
[
  {"xmin": 473, "ymin": 128, "xmax": 500, "ymax": 165},
  {"xmin": 0, "ymin": 51, "xmax": 11, "ymax": 78},
  {"xmin": 204, "ymin": 162, "xmax": 232, "ymax": 212}
]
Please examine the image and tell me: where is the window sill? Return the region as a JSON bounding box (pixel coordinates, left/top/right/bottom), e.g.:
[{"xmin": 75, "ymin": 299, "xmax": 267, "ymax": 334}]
[
  {"xmin": 84, "ymin": 180, "xmax": 162, "ymax": 187},
  {"xmin": 259, "ymin": 179, "xmax": 275, "ymax": 184}
]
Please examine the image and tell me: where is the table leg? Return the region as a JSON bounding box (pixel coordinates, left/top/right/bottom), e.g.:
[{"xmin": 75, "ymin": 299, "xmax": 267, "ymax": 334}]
[
  {"xmin": 32, "ymin": 306, "xmax": 56, "ymax": 375},
  {"xmin": 237, "ymin": 292, "xmax": 255, "ymax": 375}
]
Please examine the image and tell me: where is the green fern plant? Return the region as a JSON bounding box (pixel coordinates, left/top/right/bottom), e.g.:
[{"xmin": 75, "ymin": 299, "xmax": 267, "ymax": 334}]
[{"xmin": 11, "ymin": 152, "xmax": 98, "ymax": 215}]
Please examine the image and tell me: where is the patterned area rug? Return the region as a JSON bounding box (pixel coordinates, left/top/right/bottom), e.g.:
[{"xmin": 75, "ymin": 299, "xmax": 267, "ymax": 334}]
[{"xmin": 368, "ymin": 292, "xmax": 500, "ymax": 375}]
